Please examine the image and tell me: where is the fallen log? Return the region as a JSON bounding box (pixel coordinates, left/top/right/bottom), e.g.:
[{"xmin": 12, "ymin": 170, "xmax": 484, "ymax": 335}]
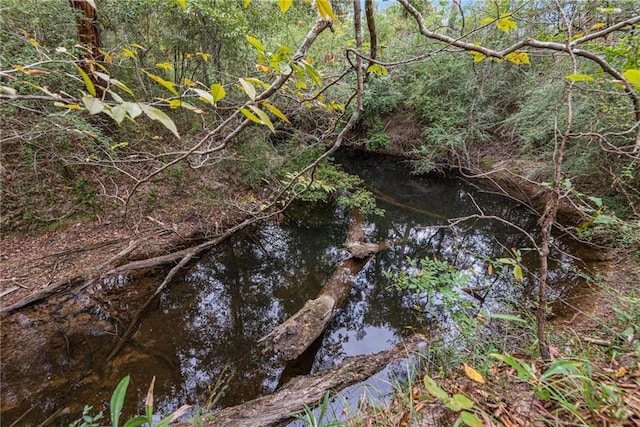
[
  {"xmin": 258, "ymin": 210, "xmax": 386, "ymax": 360},
  {"xmin": 367, "ymin": 185, "xmax": 446, "ymax": 219},
  {"xmin": 202, "ymin": 334, "xmax": 428, "ymax": 427},
  {"xmin": 0, "ymin": 215, "xmax": 260, "ymax": 317}
]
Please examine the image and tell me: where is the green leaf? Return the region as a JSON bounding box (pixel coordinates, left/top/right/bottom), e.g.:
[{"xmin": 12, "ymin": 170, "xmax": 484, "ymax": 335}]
[
  {"xmin": 566, "ymin": 74, "xmax": 595, "ymax": 82},
  {"xmin": 140, "ymin": 104, "xmax": 180, "ymax": 138},
  {"xmin": 497, "ymin": 258, "xmax": 516, "ymax": 265},
  {"xmin": 278, "ymin": 0, "xmax": 293, "ymax": 13},
  {"xmin": 110, "ymin": 375, "xmax": 130, "ymax": 427},
  {"xmin": 123, "ymin": 417, "xmax": 148, "ymax": 427},
  {"xmin": 460, "ymin": 411, "xmax": 483, "ymax": 427},
  {"xmin": 541, "ymin": 360, "xmax": 583, "ymax": 379},
  {"xmin": 316, "ymin": 0, "xmax": 336, "ymax": 21},
  {"xmin": 249, "ymin": 105, "xmax": 275, "ymax": 133},
  {"xmin": 239, "ymin": 107, "xmax": 263, "ymax": 124},
  {"xmin": 239, "ymin": 78, "xmax": 256, "ymax": 100},
  {"xmin": 488, "ymin": 313, "xmax": 528, "ymax": 323},
  {"xmin": 452, "ymin": 394, "xmax": 474, "ymax": 410},
  {"xmin": 445, "ymin": 397, "xmax": 463, "ymax": 412},
  {"xmin": 304, "ymin": 63, "xmax": 322, "ymax": 86},
  {"xmin": 513, "ymin": 265, "xmax": 524, "ymax": 282},
  {"xmin": 82, "ymin": 96, "xmax": 105, "ymax": 115},
  {"xmin": 423, "ymin": 375, "xmax": 449, "ymax": 401},
  {"xmin": 367, "ymin": 63, "xmax": 388, "ymax": 76},
  {"xmin": 587, "ymin": 196, "xmax": 603, "ymax": 207},
  {"xmin": 143, "ymin": 70, "xmax": 179, "ymax": 96},
  {"xmin": 622, "ymin": 69, "xmax": 640, "ymax": 88},
  {"xmin": 490, "ymin": 353, "xmax": 535, "ymax": 379},
  {"xmin": 210, "ymin": 83, "xmax": 226, "ymax": 102},
  {"xmin": 246, "ymin": 35, "xmax": 265, "ymax": 52},
  {"xmin": 263, "ymin": 101, "xmax": 291, "ymax": 124},
  {"xmin": 593, "ymin": 213, "xmax": 617, "ymax": 225},
  {"xmin": 76, "ymin": 66, "xmax": 96, "ymax": 97}
]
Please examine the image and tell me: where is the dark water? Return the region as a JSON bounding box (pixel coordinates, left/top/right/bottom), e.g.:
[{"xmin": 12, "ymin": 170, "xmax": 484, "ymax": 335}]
[{"xmin": 0, "ymin": 152, "xmax": 586, "ymax": 425}]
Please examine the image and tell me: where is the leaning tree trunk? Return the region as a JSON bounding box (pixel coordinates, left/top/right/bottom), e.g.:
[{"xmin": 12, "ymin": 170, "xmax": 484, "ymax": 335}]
[
  {"xmin": 258, "ymin": 210, "xmax": 386, "ymax": 360},
  {"xmin": 68, "ymin": 0, "xmax": 103, "ymax": 95}
]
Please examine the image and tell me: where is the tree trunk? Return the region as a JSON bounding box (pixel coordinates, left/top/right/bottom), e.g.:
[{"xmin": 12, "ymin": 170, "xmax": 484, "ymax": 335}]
[
  {"xmin": 201, "ymin": 334, "xmax": 428, "ymax": 427},
  {"xmin": 258, "ymin": 210, "xmax": 386, "ymax": 360},
  {"xmin": 68, "ymin": 0, "xmax": 103, "ymax": 95}
]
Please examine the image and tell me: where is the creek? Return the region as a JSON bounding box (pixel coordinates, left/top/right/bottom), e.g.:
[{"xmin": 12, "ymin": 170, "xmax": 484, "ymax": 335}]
[{"xmin": 0, "ymin": 152, "xmax": 590, "ymax": 425}]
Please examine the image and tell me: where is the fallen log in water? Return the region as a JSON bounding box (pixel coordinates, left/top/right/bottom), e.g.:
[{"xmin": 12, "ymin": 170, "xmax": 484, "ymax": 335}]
[
  {"xmin": 202, "ymin": 334, "xmax": 428, "ymax": 427},
  {"xmin": 258, "ymin": 210, "xmax": 386, "ymax": 360}
]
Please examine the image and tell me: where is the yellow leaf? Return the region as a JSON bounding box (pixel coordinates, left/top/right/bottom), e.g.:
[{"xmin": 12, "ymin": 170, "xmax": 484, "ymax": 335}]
[
  {"xmin": 143, "ymin": 70, "xmax": 179, "ymax": 96},
  {"xmin": 249, "ymin": 105, "xmax": 275, "ymax": 133},
  {"xmin": 623, "ymin": 69, "xmax": 640, "ymax": 89},
  {"xmin": 505, "ymin": 51, "xmax": 530, "ymax": 65},
  {"xmin": 463, "ymin": 363, "xmax": 485, "ymax": 384},
  {"xmin": 244, "ymin": 0, "xmax": 251, "ymax": 8},
  {"xmin": 496, "ymin": 13, "xmax": 517, "ymax": 33},
  {"xmin": 469, "ymin": 51, "xmax": 485, "ymax": 63},
  {"xmin": 155, "ymin": 62, "xmax": 174, "ymax": 71},
  {"xmin": 263, "ymin": 101, "xmax": 291, "ymax": 124},
  {"xmin": 278, "ymin": 0, "xmax": 293, "ymax": 13},
  {"xmin": 76, "ymin": 66, "xmax": 97, "ymax": 97},
  {"xmin": 487, "ymin": 264, "xmax": 493, "ymax": 276},
  {"xmin": 316, "ymin": 0, "xmax": 336, "ymax": 21},
  {"xmin": 183, "ymin": 78, "xmax": 196, "ymax": 87},
  {"xmin": 210, "ymin": 83, "xmax": 226, "ymax": 102},
  {"xmin": 122, "ymin": 47, "xmax": 136, "ymax": 59},
  {"xmin": 256, "ymin": 64, "xmax": 272, "ymax": 74},
  {"xmin": 479, "ymin": 17, "xmax": 494, "ymax": 24},
  {"xmin": 614, "ymin": 366, "xmax": 627, "ymax": 378},
  {"xmin": 54, "ymin": 102, "xmax": 83, "ymax": 110},
  {"xmin": 239, "ymin": 107, "xmax": 262, "ymax": 124},
  {"xmin": 175, "ymin": 0, "xmax": 186, "ymax": 10}
]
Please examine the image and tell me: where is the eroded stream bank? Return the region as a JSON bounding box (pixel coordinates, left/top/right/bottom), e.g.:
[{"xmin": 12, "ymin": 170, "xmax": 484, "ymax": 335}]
[{"xmin": 1, "ymin": 152, "xmax": 596, "ymax": 425}]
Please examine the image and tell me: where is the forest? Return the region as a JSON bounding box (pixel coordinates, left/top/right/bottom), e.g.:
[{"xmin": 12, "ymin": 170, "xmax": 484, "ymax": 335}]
[{"xmin": 1, "ymin": 0, "xmax": 639, "ymax": 426}]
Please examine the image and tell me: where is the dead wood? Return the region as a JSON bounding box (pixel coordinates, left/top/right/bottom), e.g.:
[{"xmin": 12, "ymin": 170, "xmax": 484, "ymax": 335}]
[
  {"xmin": 203, "ymin": 334, "xmax": 428, "ymax": 427},
  {"xmin": 367, "ymin": 185, "xmax": 446, "ymax": 219},
  {"xmin": 0, "ymin": 216, "xmax": 259, "ymax": 317},
  {"xmin": 258, "ymin": 210, "xmax": 385, "ymax": 360}
]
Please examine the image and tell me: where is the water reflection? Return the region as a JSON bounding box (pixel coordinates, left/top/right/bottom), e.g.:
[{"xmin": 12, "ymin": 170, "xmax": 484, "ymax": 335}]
[{"xmin": 0, "ymin": 152, "xmax": 584, "ymax": 424}]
